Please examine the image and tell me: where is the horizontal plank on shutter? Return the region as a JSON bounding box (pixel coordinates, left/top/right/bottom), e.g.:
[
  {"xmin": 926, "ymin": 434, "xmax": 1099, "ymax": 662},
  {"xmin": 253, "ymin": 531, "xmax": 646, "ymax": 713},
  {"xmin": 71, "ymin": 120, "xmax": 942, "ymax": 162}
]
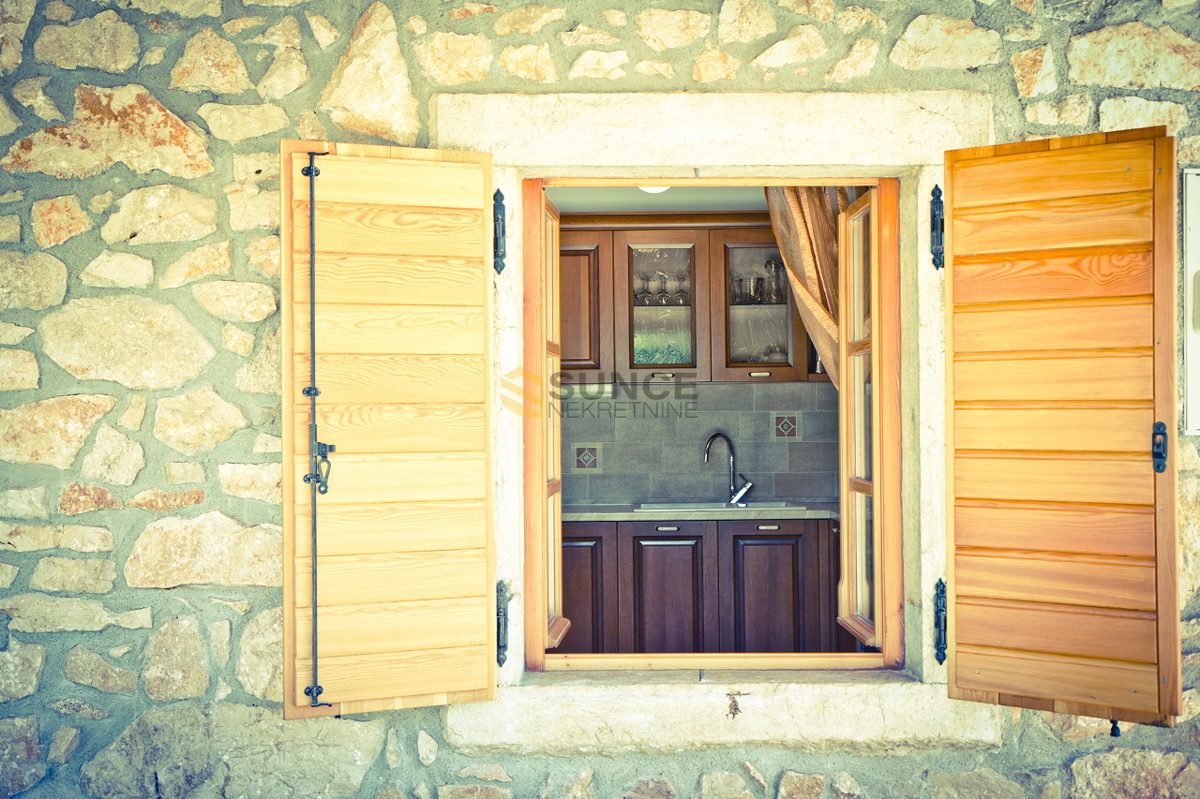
[
  {"xmin": 294, "ymin": 202, "xmax": 484, "ymax": 259},
  {"xmin": 296, "ymin": 597, "xmax": 489, "ymax": 658},
  {"xmin": 951, "ymin": 139, "xmax": 1153, "ymax": 209},
  {"xmin": 296, "ymin": 500, "xmax": 487, "ymax": 558},
  {"xmin": 295, "ymin": 403, "xmax": 486, "ymax": 454},
  {"xmin": 955, "ymin": 452, "xmax": 1153, "ymax": 505},
  {"xmin": 952, "ymin": 190, "xmax": 1153, "ymax": 257},
  {"xmin": 295, "ymin": 305, "xmax": 486, "ymax": 356},
  {"xmin": 954, "ymin": 406, "xmax": 1152, "ymax": 453},
  {"xmin": 955, "ymin": 501, "xmax": 1155, "ymax": 557},
  {"xmin": 339, "ymin": 688, "xmax": 493, "ymax": 715},
  {"xmin": 956, "ymin": 645, "xmax": 1160, "ymax": 712},
  {"xmin": 296, "ymin": 548, "xmax": 487, "ymax": 607},
  {"xmin": 955, "ymin": 352, "xmax": 1153, "ymax": 402},
  {"xmin": 293, "ymin": 453, "xmax": 486, "ymax": 505},
  {"xmin": 956, "ymin": 598, "xmax": 1157, "ymax": 663},
  {"xmin": 297, "ymin": 645, "xmax": 491, "ymax": 705},
  {"xmin": 294, "ymin": 354, "xmax": 485, "ymax": 404},
  {"xmin": 294, "ymin": 253, "xmax": 486, "ymax": 307},
  {"xmin": 290, "ymin": 156, "xmax": 485, "ymax": 209},
  {"xmin": 956, "ymin": 551, "xmax": 1156, "ymax": 610},
  {"xmin": 953, "ymin": 299, "xmax": 1151, "ymax": 353},
  {"xmin": 952, "ymin": 245, "xmax": 1153, "ymax": 305}
]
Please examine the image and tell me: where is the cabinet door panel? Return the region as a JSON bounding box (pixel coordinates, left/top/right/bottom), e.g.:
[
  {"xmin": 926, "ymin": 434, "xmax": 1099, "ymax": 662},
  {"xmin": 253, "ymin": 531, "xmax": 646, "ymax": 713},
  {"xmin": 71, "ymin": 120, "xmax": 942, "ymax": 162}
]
[
  {"xmin": 710, "ymin": 228, "xmax": 810, "ymax": 382},
  {"xmin": 560, "ymin": 231, "xmax": 614, "ymax": 381},
  {"xmin": 719, "ymin": 521, "xmax": 821, "ymax": 652},
  {"xmin": 613, "ymin": 230, "xmax": 711, "ymax": 383},
  {"xmin": 618, "ymin": 522, "xmax": 718, "ymax": 653},
  {"xmin": 560, "ymin": 522, "xmax": 618, "ymax": 654}
]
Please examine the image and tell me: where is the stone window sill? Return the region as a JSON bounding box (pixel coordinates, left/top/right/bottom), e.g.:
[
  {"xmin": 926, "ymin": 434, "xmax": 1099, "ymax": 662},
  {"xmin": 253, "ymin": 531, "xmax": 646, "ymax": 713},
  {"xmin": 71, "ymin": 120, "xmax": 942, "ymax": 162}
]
[{"xmin": 443, "ymin": 670, "xmax": 1004, "ymax": 755}]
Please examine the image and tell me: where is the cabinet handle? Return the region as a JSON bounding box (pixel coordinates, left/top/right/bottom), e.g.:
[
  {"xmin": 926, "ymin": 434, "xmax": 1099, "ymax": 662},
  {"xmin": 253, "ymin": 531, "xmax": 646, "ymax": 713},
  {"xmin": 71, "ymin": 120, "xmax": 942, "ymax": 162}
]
[
  {"xmin": 748, "ymin": 371, "xmax": 772, "ymax": 378},
  {"xmin": 650, "ymin": 372, "xmax": 675, "ymax": 380},
  {"xmin": 655, "ymin": 525, "xmax": 679, "ymax": 532},
  {"xmin": 756, "ymin": 524, "xmax": 780, "ymax": 531}
]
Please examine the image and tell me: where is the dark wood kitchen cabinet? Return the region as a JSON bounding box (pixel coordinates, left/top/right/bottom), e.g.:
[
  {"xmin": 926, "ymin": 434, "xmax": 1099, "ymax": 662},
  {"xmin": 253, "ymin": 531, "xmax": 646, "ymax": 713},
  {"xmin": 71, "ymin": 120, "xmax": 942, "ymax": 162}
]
[
  {"xmin": 557, "ymin": 522, "xmax": 618, "ymax": 655},
  {"xmin": 617, "ymin": 521, "xmax": 719, "ymax": 653},
  {"xmin": 558, "ymin": 215, "xmax": 814, "ymax": 384},
  {"xmin": 561, "ymin": 518, "xmax": 846, "ymax": 654}
]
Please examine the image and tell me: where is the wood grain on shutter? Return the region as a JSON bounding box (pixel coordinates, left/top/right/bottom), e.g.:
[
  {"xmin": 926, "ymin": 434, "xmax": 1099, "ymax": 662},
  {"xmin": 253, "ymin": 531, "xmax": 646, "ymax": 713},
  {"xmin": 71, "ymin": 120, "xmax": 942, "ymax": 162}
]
[
  {"xmin": 282, "ymin": 140, "xmax": 493, "ymax": 718},
  {"xmin": 945, "ymin": 128, "xmax": 1179, "ymax": 724}
]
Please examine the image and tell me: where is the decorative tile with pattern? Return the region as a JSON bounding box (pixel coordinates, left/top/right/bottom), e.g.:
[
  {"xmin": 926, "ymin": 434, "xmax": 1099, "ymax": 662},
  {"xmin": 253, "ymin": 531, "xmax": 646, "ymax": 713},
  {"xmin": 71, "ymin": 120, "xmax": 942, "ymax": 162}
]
[{"xmin": 774, "ymin": 415, "xmax": 797, "ymax": 438}]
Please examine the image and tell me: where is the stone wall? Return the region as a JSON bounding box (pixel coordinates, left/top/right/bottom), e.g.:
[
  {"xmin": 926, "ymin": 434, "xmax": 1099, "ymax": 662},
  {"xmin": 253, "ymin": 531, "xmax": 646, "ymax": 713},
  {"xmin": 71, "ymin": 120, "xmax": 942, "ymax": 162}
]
[{"xmin": 1, "ymin": 1, "xmax": 1200, "ymax": 798}]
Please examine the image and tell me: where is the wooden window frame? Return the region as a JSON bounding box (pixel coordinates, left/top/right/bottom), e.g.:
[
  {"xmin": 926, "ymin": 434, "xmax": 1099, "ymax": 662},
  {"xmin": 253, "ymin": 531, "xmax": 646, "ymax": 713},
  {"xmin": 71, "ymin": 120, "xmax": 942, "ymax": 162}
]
[{"xmin": 522, "ymin": 177, "xmax": 904, "ymax": 672}]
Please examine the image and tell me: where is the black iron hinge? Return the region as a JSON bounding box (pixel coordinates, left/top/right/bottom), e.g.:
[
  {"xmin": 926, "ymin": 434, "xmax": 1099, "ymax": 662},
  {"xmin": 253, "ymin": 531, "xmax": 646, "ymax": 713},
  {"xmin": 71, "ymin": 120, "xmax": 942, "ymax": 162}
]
[
  {"xmin": 493, "ymin": 189, "xmax": 506, "ymax": 274},
  {"xmin": 496, "ymin": 581, "xmax": 512, "ymax": 666},
  {"xmin": 1152, "ymin": 421, "xmax": 1169, "ymax": 473},
  {"xmin": 934, "ymin": 578, "xmax": 947, "ymax": 665},
  {"xmin": 931, "ymin": 185, "xmax": 945, "ymax": 270}
]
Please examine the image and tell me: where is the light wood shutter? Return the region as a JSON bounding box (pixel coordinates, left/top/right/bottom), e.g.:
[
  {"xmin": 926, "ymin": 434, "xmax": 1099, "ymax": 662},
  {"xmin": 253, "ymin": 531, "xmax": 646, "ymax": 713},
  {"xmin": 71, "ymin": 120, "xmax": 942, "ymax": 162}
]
[
  {"xmin": 281, "ymin": 141, "xmax": 494, "ymax": 718},
  {"xmin": 945, "ymin": 128, "xmax": 1179, "ymax": 724}
]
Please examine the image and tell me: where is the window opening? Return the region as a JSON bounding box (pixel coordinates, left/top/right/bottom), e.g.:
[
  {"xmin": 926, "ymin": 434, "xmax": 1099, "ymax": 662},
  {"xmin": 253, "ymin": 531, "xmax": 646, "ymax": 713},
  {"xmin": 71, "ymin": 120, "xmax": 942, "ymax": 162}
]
[{"xmin": 524, "ymin": 180, "xmax": 902, "ymax": 670}]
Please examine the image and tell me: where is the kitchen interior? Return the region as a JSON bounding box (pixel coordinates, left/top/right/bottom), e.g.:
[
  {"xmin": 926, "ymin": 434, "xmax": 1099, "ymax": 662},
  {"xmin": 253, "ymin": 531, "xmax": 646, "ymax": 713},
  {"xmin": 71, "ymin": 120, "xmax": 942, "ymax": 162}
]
[{"xmin": 548, "ymin": 184, "xmax": 871, "ymax": 658}]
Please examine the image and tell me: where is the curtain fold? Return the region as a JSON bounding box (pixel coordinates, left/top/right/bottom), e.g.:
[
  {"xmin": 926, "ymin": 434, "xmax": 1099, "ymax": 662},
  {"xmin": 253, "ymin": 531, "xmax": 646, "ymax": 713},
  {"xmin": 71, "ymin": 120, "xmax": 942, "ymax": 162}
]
[{"xmin": 765, "ymin": 186, "xmax": 847, "ymax": 391}]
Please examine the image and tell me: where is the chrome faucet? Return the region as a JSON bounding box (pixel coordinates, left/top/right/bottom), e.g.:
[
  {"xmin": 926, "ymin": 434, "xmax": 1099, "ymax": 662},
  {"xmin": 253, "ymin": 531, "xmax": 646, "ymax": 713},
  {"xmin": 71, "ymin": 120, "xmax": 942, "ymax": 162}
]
[{"xmin": 704, "ymin": 432, "xmax": 754, "ymax": 505}]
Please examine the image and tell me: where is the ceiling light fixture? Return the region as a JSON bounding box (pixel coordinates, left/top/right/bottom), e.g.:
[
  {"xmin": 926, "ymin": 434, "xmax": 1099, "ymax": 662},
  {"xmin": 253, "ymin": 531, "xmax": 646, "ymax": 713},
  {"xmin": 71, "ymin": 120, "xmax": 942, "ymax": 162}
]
[{"xmin": 638, "ymin": 186, "xmax": 670, "ymax": 194}]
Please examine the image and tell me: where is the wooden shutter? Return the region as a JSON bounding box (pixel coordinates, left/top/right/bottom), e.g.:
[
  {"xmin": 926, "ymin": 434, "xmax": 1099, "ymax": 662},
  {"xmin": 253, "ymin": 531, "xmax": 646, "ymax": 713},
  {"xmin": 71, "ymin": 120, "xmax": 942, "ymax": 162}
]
[
  {"xmin": 521, "ymin": 181, "xmax": 572, "ymax": 668},
  {"xmin": 281, "ymin": 141, "xmax": 494, "ymax": 718},
  {"xmin": 945, "ymin": 128, "xmax": 1179, "ymax": 724}
]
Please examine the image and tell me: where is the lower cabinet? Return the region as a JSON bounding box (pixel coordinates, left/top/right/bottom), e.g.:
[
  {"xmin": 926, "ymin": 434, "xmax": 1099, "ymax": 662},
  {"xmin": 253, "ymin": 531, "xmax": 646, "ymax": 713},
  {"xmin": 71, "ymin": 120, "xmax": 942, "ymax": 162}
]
[{"xmin": 560, "ymin": 518, "xmax": 852, "ymax": 654}]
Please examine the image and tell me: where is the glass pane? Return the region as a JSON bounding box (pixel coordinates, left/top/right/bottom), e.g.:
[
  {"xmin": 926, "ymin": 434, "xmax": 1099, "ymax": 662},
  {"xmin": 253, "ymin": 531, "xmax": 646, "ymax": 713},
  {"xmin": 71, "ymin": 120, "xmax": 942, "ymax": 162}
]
[
  {"xmin": 850, "ymin": 207, "xmax": 871, "ymax": 342},
  {"xmin": 852, "ymin": 351, "xmax": 872, "ymax": 480},
  {"xmin": 545, "ymin": 209, "xmax": 560, "ymax": 345},
  {"xmin": 726, "ymin": 245, "xmax": 791, "ymax": 364},
  {"xmin": 546, "ymin": 354, "xmax": 560, "ymax": 482},
  {"xmin": 853, "ymin": 491, "xmax": 874, "ymax": 621},
  {"xmin": 630, "ymin": 245, "xmax": 695, "ymax": 366},
  {"xmin": 547, "ymin": 493, "xmax": 561, "ymax": 616}
]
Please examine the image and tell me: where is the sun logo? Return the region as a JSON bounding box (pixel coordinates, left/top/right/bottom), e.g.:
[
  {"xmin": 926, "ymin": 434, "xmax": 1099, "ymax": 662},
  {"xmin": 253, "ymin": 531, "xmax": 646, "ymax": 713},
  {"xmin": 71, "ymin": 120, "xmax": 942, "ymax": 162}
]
[{"xmin": 499, "ymin": 366, "xmax": 544, "ymax": 418}]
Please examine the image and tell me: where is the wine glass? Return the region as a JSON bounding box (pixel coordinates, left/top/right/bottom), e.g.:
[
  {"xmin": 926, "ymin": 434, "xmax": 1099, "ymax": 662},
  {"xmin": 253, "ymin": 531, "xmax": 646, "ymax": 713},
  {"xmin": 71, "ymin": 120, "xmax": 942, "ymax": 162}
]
[
  {"xmin": 654, "ymin": 271, "xmax": 670, "ymax": 305},
  {"xmin": 634, "ymin": 275, "xmax": 654, "ymax": 306},
  {"xmin": 672, "ymin": 272, "xmax": 690, "ymax": 305}
]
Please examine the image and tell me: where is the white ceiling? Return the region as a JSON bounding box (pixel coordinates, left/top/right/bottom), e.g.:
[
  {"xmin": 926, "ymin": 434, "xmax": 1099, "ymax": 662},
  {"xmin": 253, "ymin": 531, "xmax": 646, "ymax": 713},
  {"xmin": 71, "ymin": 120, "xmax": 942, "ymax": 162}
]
[{"xmin": 546, "ymin": 186, "xmax": 769, "ymax": 213}]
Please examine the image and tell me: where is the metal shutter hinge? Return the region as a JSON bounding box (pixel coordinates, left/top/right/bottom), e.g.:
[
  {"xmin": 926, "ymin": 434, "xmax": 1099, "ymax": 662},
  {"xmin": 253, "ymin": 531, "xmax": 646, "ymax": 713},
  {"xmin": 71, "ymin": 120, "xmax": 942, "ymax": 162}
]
[
  {"xmin": 493, "ymin": 190, "xmax": 506, "ymax": 274},
  {"xmin": 1152, "ymin": 422, "xmax": 1168, "ymax": 473},
  {"xmin": 934, "ymin": 578, "xmax": 947, "ymax": 665},
  {"xmin": 931, "ymin": 185, "xmax": 945, "ymax": 270},
  {"xmin": 496, "ymin": 581, "xmax": 512, "ymax": 666}
]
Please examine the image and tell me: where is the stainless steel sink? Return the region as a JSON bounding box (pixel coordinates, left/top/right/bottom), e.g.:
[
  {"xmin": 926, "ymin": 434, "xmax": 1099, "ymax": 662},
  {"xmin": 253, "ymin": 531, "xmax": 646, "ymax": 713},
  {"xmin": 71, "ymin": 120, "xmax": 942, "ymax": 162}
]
[{"xmin": 634, "ymin": 501, "xmax": 804, "ymax": 512}]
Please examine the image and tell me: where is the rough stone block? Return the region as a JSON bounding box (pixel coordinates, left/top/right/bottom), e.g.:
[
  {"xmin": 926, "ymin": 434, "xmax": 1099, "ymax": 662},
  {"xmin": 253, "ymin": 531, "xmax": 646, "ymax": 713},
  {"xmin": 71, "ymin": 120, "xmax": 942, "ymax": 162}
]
[
  {"xmin": 154, "ymin": 386, "xmax": 248, "ymax": 455},
  {"xmin": 0, "ymin": 394, "xmax": 115, "ymax": 469},
  {"xmin": 30, "ymin": 556, "xmax": 116, "ymax": 594},
  {"xmin": 317, "ymin": 3, "xmax": 418, "ymax": 144},
  {"xmin": 125, "ymin": 511, "xmax": 282, "ymax": 588},
  {"xmin": 0, "ymin": 715, "xmax": 46, "ymax": 797},
  {"xmin": 34, "ymin": 10, "xmax": 138, "ymax": 73},
  {"xmin": 1, "ymin": 84, "xmax": 213, "ymax": 180},
  {"xmin": 31, "ymin": 194, "xmax": 91, "ymax": 248},
  {"xmin": 64, "ymin": 645, "xmax": 138, "ymax": 695},
  {"xmin": 0, "ymin": 639, "xmax": 46, "ymax": 703},
  {"xmin": 144, "ymin": 615, "xmax": 210, "ymax": 701}
]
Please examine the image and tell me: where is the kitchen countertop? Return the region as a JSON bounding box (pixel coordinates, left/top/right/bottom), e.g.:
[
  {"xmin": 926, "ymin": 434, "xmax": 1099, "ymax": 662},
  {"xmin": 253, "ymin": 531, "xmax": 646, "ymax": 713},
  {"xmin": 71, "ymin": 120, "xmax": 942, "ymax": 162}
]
[{"xmin": 562, "ymin": 502, "xmax": 839, "ymax": 522}]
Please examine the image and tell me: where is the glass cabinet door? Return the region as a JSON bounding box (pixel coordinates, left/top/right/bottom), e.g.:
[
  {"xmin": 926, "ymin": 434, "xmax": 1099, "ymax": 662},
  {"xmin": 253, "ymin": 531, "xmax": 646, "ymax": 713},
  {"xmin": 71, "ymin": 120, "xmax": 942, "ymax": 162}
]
[
  {"xmin": 613, "ymin": 230, "xmax": 711, "ymax": 383},
  {"xmin": 710, "ymin": 228, "xmax": 809, "ymax": 382}
]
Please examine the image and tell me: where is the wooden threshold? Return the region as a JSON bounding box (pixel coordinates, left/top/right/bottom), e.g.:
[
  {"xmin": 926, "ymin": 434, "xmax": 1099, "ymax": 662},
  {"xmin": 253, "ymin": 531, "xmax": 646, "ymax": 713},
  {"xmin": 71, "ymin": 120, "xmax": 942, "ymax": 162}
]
[
  {"xmin": 542, "ymin": 177, "xmax": 885, "ymax": 188},
  {"xmin": 544, "ymin": 652, "xmax": 887, "ymax": 670}
]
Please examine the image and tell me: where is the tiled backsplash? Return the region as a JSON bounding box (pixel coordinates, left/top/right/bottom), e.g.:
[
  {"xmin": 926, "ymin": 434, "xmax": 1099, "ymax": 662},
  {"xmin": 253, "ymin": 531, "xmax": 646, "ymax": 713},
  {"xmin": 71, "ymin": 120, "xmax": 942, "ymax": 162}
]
[{"xmin": 561, "ymin": 382, "xmax": 839, "ymax": 505}]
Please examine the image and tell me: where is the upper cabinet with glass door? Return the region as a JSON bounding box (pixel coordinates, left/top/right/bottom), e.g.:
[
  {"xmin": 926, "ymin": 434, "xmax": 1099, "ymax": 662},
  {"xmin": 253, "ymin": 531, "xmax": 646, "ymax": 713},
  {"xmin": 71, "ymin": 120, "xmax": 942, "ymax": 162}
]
[
  {"xmin": 710, "ymin": 228, "xmax": 810, "ymax": 382},
  {"xmin": 613, "ymin": 229, "xmax": 711, "ymax": 383}
]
